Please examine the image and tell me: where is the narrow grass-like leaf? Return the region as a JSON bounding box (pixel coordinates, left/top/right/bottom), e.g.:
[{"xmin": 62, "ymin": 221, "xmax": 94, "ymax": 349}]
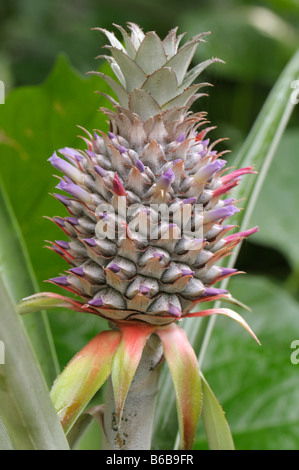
[
  {"xmin": 153, "ymin": 47, "xmax": 299, "ymax": 450},
  {"xmin": 51, "ymin": 330, "xmax": 121, "ymax": 434},
  {"xmin": 199, "ymin": 372, "xmax": 234, "ymax": 450},
  {"xmin": 185, "ymin": 308, "xmax": 260, "ymax": 345},
  {"xmin": 0, "ymin": 275, "xmax": 69, "ymax": 450}
]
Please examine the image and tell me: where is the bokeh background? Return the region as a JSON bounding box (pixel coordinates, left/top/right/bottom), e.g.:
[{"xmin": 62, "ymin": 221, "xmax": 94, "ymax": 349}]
[{"xmin": 1, "ymin": 0, "xmax": 299, "ymax": 450}]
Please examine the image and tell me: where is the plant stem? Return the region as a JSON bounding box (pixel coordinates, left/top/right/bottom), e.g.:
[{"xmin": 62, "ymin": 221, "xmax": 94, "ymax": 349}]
[{"xmin": 101, "ymin": 333, "xmax": 163, "ymax": 450}]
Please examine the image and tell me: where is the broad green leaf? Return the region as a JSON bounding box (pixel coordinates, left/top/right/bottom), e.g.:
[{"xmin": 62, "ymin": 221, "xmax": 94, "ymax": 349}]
[
  {"xmin": 183, "ymin": 6, "xmax": 298, "ymax": 84},
  {"xmin": 51, "ymin": 330, "xmax": 121, "ymax": 434},
  {"xmin": 0, "ymin": 55, "xmax": 112, "ymax": 372},
  {"xmin": 200, "ymin": 372, "xmax": 234, "ymax": 450},
  {"xmin": 156, "ymin": 324, "xmax": 202, "ymax": 450},
  {"xmin": 0, "ymin": 275, "xmax": 69, "ymax": 450},
  {"xmin": 195, "ymin": 275, "xmax": 299, "ymax": 450},
  {"xmin": 0, "ymin": 54, "xmax": 111, "ymax": 287},
  {"xmin": 0, "ymin": 181, "xmax": 59, "ymax": 386}
]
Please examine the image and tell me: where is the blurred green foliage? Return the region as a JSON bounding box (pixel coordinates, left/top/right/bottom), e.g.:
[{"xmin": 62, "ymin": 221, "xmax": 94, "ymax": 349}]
[{"xmin": 1, "ymin": 0, "xmax": 299, "ymax": 450}]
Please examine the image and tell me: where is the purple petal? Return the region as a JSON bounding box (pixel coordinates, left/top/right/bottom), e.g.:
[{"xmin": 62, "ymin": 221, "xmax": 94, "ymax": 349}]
[
  {"xmin": 204, "ymin": 205, "xmax": 239, "ymax": 224},
  {"xmin": 168, "ymin": 303, "xmax": 182, "ymax": 318},
  {"xmin": 202, "ymin": 287, "xmax": 228, "ymax": 297},
  {"xmin": 85, "ymin": 150, "xmax": 96, "ymax": 159},
  {"xmin": 219, "ymin": 268, "xmax": 238, "ymax": 276},
  {"xmin": 56, "ymin": 180, "xmax": 92, "ymax": 204},
  {"xmin": 49, "ymin": 152, "xmax": 82, "ymax": 182},
  {"xmin": 119, "ymin": 145, "xmax": 127, "ymax": 154},
  {"xmin": 88, "ymin": 298, "xmax": 103, "ymax": 307},
  {"xmin": 69, "ymin": 267, "xmax": 84, "ymax": 276},
  {"xmin": 222, "ymin": 198, "xmax": 235, "ymax": 206},
  {"xmin": 158, "ymin": 168, "xmax": 175, "ymax": 189},
  {"xmin": 83, "ymin": 238, "xmax": 97, "ymax": 247},
  {"xmin": 53, "ymin": 193, "xmax": 71, "ymax": 206},
  {"xmin": 183, "ymin": 197, "xmax": 197, "ymax": 205},
  {"xmin": 55, "ymin": 240, "xmax": 69, "ymax": 250},
  {"xmin": 176, "ymin": 133, "xmax": 185, "ymax": 143},
  {"xmin": 53, "ymin": 217, "xmax": 65, "ymax": 226},
  {"xmin": 65, "ymin": 217, "xmax": 79, "ymax": 226},
  {"xmin": 135, "ymin": 159, "xmax": 145, "ymax": 173},
  {"xmin": 181, "ymin": 269, "xmax": 194, "ymax": 276},
  {"xmin": 59, "ymin": 147, "xmax": 83, "ymax": 163},
  {"xmin": 94, "ymin": 165, "xmax": 107, "ymax": 177},
  {"xmin": 108, "ymin": 264, "xmax": 120, "ymax": 273},
  {"xmin": 108, "ymin": 131, "xmax": 116, "ymax": 139},
  {"xmin": 195, "ymin": 159, "xmax": 226, "ymax": 181},
  {"xmin": 139, "ymin": 286, "xmax": 150, "ymax": 295},
  {"xmin": 50, "ymin": 276, "xmax": 69, "ymax": 286}
]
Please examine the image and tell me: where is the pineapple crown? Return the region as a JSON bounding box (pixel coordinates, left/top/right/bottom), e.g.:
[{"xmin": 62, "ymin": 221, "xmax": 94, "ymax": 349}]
[{"xmin": 90, "ymin": 23, "xmax": 222, "ymax": 121}]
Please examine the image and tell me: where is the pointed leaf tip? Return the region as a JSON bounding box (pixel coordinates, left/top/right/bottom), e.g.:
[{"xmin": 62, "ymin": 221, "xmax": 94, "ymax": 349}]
[{"xmin": 185, "ymin": 308, "xmax": 260, "ymax": 345}]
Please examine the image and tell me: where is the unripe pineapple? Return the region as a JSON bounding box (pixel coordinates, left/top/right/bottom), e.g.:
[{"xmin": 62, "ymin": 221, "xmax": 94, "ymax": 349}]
[{"xmin": 47, "ymin": 23, "xmax": 258, "ymax": 326}]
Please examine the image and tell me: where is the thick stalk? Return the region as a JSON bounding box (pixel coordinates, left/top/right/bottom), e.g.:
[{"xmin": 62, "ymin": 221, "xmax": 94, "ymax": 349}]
[{"xmin": 102, "ymin": 334, "xmax": 163, "ymax": 450}]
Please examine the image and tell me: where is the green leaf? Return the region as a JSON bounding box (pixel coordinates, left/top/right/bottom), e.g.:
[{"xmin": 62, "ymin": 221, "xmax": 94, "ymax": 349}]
[
  {"xmin": 51, "ymin": 330, "xmax": 121, "ymax": 434},
  {"xmin": 194, "ymin": 45, "xmax": 299, "ymax": 366},
  {"xmin": 0, "ymin": 183, "xmax": 59, "ymax": 386},
  {"xmin": 0, "ymin": 55, "xmax": 112, "ymax": 372},
  {"xmin": 0, "ymin": 275, "xmax": 69, "ymax": 450},
  {"xmin": 200, "ymin": 372, "xmax": 234, "ymax": 450},
  {"xmin": 196, "ymin": 275, "xmax": 299, "ymax": 450},
  {"xmin": 0, "ymin": 54, "xmax": 111, "ymax": 288},
  {"xmin": 66, "ymin": 412, "xmax": 94, "ymax": 450},
  {"xmin": 135, "ymin": 31, "xmax": 167, "ymax": 75},
  {"xmin": 182, "ymin": 6, "xmax": 298, "ymax": 84}
]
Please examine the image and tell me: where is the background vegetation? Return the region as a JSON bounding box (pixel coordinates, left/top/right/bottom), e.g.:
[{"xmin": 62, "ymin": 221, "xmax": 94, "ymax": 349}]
[{"xmin": 1, "ymin": 0, "xmax": 299, "ymax": 449}]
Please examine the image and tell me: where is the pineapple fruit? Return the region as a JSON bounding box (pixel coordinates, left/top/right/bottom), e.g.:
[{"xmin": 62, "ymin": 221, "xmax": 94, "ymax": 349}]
[{"xmin": 47, "ymin": 23, "xmax": 258, "ymax": 325}]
